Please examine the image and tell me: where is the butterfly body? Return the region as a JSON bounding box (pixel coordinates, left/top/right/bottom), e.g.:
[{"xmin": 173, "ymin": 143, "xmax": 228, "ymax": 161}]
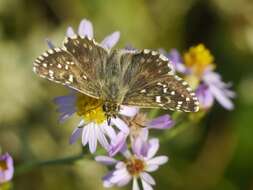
[{"xmin": 33, "ymin": 35, "xmax": 199, "ymax": 120}]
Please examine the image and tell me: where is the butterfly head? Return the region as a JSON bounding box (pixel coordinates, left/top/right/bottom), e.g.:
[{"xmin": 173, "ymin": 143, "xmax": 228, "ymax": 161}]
[{"xmin": 102, "ymin": 101, "xmax": 120, "ymax": 125}]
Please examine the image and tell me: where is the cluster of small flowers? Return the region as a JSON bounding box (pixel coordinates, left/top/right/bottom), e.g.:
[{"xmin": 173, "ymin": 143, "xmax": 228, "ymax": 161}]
[
  {"xmin": 164, "ymin": 46, "xmax": 235, "ymax": 111},
  {"xmin": 51, "ymin": 19, "xmax": 235, "ymax": 190}
]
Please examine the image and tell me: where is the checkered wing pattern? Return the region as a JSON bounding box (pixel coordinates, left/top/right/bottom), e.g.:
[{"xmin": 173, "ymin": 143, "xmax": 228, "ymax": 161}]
[{"xmin": 122, "ymin": 50, "xmax": 199, "ymax": 112}]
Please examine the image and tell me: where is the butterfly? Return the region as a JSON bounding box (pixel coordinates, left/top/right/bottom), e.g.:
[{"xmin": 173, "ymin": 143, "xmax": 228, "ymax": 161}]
[{"xmin": 33, "ymin": 35, "xmax": 199, "ymax": 121}]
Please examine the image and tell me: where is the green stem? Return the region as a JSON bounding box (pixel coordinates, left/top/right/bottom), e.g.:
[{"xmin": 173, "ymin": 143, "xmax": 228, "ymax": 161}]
[{"xmin": 15, "ymin": 152, "xmax": 86, "ymax": 176}]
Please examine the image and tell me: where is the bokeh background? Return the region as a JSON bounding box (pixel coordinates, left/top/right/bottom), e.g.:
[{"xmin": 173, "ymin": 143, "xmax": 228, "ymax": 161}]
[{"xmin": 0, "ymin": 0, "xmax": 253, "ymax": 189}]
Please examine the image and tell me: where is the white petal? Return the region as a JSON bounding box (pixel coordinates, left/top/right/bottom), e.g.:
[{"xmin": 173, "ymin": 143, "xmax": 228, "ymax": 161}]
[
  {"xmin": 120, "ymin": 106, "xmax": 139, "ymax": 117},
  {"xmin": 103, "ymin": 180, "xmax": 113, "ymax": 188},
  {"xmin": 147, "ymin": 156, "xmax": 168, "ymax": 166},
  {"xmin": 140, "ymin": 172, "xmax": 156, "ymax": 185},
  {"xmin": 96, "ymin": 126, "xmax": 109, "ymax": 149},
  {"xmin": 115, "ymin": 161, "xmax": 126, "ymax": 169},
  {"xmin": 103, "ymin": 124, "xmax": 117, "ymax": 140},
  {"xmin": 117, "ymin": 175, "xmax": 131, "ymax": 187},
  {"xmin": 66, "ymin": 27, "xmax": 75, "ymax": 37},
  {"xmin": 209, "ymin": 84, "xmax": 234, "ymax": 110},
  {"xmin": 110, "ymin": 169, "xmax": 129, "ymax": 183},
  {"xmin": 147, "ymin": 139, "xmax": 159, "ymax": 159},
  {"xmin": 145, "ymin": 165, "xmax": 159, "ymax": 172},
  {"xmin": 111, "ymin": 118, "xmax": 129, "ymax": 133},
  {"xmin": 81, "ymin": 125, "xmax": 89, "ymax": 146},
  {"xmin": 88, "ymin": 124, "xmax": 97, "ymax": 153},
  {"xmin": 132, "ymin": 178, "xmax": 140, "ymax": 190},
  {"xmin": 101, "ymin": 31, "xmax": 120, "ymax": 49},
  {"xmin": 78, "ymin": 19, "xmax": 93, "ymax": 38},
  {"xmin": 95, "ymin": 156, "xmax": 117, "ymax": 165},
  {"xmin": 141, "ymin": 178, "xmax": 153, "ymax": 190}
]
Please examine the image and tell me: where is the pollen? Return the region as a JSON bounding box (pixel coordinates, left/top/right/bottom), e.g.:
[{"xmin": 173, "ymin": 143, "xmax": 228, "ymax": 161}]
[
  {"xmin": 0, "ymin": 160, "xmax": 8, "ymax": 171},
  {"xmin": 125, "ymin": 157, "xmax": 145, "ymax": 176},
  {"xmin": 75, "ymin": 94, "xmax": 106, "ymax": 124},
  {"xmin": 183, "ymin": 44, "xmax": 215, "ymax": 76}
]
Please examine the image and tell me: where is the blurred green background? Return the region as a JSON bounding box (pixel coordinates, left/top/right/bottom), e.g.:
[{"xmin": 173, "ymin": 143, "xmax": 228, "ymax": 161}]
[{"xmin": 0, "ymin": 0, "xmax": 253, "ymax": 189}]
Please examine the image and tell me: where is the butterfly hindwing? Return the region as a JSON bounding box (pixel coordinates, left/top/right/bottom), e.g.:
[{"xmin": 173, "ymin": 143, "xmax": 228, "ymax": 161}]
[{"xmin": 122, "ymin": 50, "xmax": 199, "ymax": 112}]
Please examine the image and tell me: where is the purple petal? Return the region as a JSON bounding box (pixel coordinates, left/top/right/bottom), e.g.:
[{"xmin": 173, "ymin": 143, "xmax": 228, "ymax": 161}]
[
  {"xmin": 132, "ymin": 137, "xmax": 143, "ymax": 157},
  {"xmin": 95, "ymin": 156, "xmax": 117, "ymax": 165},
  {"xmin": 54, "ymin": 94, "xmax": 76, "ymax": 105},
  {"xmin": 109, "ymin": 132, "xmax": 127, "ymax": 156},
  {"xmin": 101, "ymin": 31, "xmax": 120, "ymax": 49},
  {"xmin": 147, "ymin": 139, "xmax": 159, "ymax": 159},
  {"xmin": 203, "ymin": 71, "xmax": 235, "ymax": 110},
  {"xmin": 78, "ymin": 19, "xmax": 93, "ymax": 38},
  {"xmin": 46, "ymin": 38, "xmax": 55, "ymax": 49},
  {"xmin": 141, "ymin": 178, "xmax": 154, "ymax": 190},
  {"xmin": 102, "ymin": 172, "xmax": 114, "ymax": 188},
  {"xmin": 140, "ymin": 172, "xmax": 156, "ymax": 186},
  {"xmin": 166, "ymin": 49, "xmax": 189, "ymax": 74},
  {"xmin": 116, "ymin": 174, "xmax": 131, "ymax": 187},
  {"xmin": 110, "ymin": 168, "xmax": 130, "ymax": 184},
  {"xmin": 195, "ymin": 84, "xmax": 214, "ymax": 109},
  {"xmin": 66, "ymin": 27, "xmax": 76, "ymax": 37},
  {"xmin": 146, "ymin": 114, "xmax": 174, "ymax": 130},
  {"xmin": 147, "ymin": 156, "xmax": 168, "ymax": 166},
  {"xmin": 58, "ymin": 112, "xmax": 75, "ymax": 123},
  {"xmin": 111, "ymin": 118, "xmax": 129, "ymax": 133},
  {"xmin": 69, "ymin": 126, "xmax": 83, "ymax": 144},
  {"xmin": 0, "ymin": 153, "xmax": 14, "ymax": 183},
  {"xmin": 138, "ymin": 128, "xmax": 149, "ymax": 142},
  {"xmin": 103, "ymin": 125, "xmax": 117, "ymax": 140},
  {"xmin": 120, "ymin": 106, "xmax": 139, "ymax": 117},
  {"xmin": 209, "ymin": 84, "xmax": 234, "ymax": 110}
]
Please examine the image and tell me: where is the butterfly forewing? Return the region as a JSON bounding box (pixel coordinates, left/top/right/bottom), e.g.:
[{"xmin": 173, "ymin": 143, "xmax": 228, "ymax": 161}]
[
  {"xmin": 33, "ymin": 38, "xmax": 106, "ymax": 99},
  {"xmin": 122, "ymin": 50, "xmax": 199, "ymax": 112},
  {"xmin": 63, "ymin": 35, "xmax": 108, "ymax": 82}
]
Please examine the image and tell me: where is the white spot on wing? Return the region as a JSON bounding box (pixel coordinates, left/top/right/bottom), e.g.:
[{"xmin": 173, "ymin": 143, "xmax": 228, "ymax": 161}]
[
  {"xmin": 143, "ymin": 49, "xmax": 150, "ymax": 54},
  {"xmin": 159, "ymin": 54, "xmax": 168, "ymax": 61},
  {"xmin": 156, "ymin": 96, "xmax": 161, "ymax": 103}
]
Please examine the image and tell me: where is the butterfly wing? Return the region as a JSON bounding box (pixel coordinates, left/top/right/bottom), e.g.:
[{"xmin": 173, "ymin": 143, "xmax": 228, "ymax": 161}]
[
  {"xmin": 122, "ymin": 50, "xmax": 199, "ymax": 112},
  {"xmin": 33, "ymin": 36, "xmax": 108, "ymax": 99}
]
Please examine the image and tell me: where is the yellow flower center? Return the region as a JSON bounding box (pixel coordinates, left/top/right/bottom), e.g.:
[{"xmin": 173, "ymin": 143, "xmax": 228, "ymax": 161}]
[
  {"xmin": 0, "ymin": 160, "xmax": 7, "ymax": 171},
  {"xmin": 75, "ymin": 94, "xmax": 106, "ymax": 124},
  {"xmin": 125, "ymin": 157, "xmax": 145, "ymax": 176},
  {"xmin": 183, "ymin": 44, "xmax": 215, "ymax": 76}
]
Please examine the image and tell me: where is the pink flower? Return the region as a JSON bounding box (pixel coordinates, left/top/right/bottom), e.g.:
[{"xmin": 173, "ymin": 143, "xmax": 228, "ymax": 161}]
[
  {"xmin": 96, "ymin": 138, "xmax": 168, "ymax": 190},
  {"xmin": 0, "ymin": 153, "xmax": 14, "ymax": 184}
]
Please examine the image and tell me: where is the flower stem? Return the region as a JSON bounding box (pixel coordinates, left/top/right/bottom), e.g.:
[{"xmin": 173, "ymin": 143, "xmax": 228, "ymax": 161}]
[{"xmin": 15, "ymin": 152, "xmax": 86, "ymax": 176}]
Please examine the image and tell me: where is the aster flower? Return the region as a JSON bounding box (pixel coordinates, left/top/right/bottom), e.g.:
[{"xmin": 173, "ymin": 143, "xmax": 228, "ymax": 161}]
[
  {"xmin": 109, "ymin": 113, "xmax": 174, "ymax": 156},
  {"xmin": 96, "ymin": 138, "xmax": 168, "ymax": 190},
  {"xmin": 166, "ymin": 44, "xmax": 235, "ymax": 110},
  {"xmin": 47, "ymin": 18, "xmax": 120, "ymax": 50},
  {"xmin": 0, "ymin": 153, "xmax": 14, "ymax": 185},
  {"xmin": 54, "ymin": 90, "xmax": 138, "ymax": 153}
]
